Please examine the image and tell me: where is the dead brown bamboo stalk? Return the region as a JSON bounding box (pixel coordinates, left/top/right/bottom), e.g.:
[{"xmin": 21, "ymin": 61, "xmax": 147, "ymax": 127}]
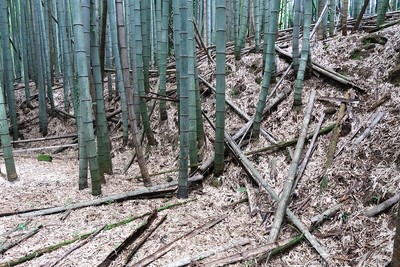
[
  {"xmin": 98, "ymin": 211, "xmax": 158, "ymax": 267},
  {"xmin": 124, "ymin": 215, "xmax": 167, "ymax": 266}
]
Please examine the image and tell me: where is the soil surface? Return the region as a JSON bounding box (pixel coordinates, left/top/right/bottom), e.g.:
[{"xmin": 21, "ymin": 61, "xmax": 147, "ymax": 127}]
[{"xmin": 1, "ymin": 25, "xmax": 400, "ymax": 267}]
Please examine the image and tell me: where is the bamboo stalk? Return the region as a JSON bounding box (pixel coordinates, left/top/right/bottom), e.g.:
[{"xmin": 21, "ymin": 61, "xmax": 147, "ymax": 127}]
[
  {"xmin": 2, "ymin": 144, "xmax": 78, "ymax": 155},
  {"xmin": 268, "ymin": 90, "xmax": 316, "ymax": 243},
  {"xmin": 202, "ymin": 237, "xmax": 296, "ymax": 266},
  {"xmin": 364, "ymin": 192, "xmax": 400, "ymax": 217},
  {"xmin": 123, "ymin": 215, "xmax": 167, "ymax": 265},
  {"xmin": 0, "ymin": 178, "xmax": 201, "ymax": 218},
  {"xmin": 0, "ymin": 225, "xmax": 42, "ymax": 254},
  {"xmin": 293, "ymin": 112, "xmax": 326, "ymax": 192},
  {"xmin": 246, "ymin": 123, "xmax": 336, "ymax": 155},
  {"xmin": 320, "ymin": 94, "xmax": 348, "ymax": 191},
  {"xmin": 98, "ymin": 211, "xmax": 158, "ymax": 267},
  {"xmin": 10, "ymin": 134, "xmax": 77, "ymax": 144}
]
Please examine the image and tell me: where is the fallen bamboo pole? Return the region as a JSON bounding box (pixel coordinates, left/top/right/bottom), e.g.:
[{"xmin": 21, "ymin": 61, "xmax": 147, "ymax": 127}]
[
  {"xmin": 0, "ymin": 176, "xmax": 202, "ymax": 218},
  {"xmin": 268, "ymin": 90, "xmax": 316, "ymax": 243}
]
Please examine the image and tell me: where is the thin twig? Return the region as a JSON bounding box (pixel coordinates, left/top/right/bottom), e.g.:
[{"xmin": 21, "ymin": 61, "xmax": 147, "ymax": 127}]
[{"xmin": 49, "ymin": 224, "xmax": 106, "ymax": 267}]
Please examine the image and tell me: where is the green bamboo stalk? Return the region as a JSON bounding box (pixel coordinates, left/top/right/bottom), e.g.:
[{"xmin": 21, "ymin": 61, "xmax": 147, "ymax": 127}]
[
  {"xmin": 378, "ymin": 0, "xmax": 390, "ymax": 25},
  {"xmin": 235, "ymin": 0, "xmax": 249, "ymax": 60},
  {"xmin": 214, "ymin": 0, "xmax": 227, "ymax": 178},
  {"xmin": 133, "ymin": 0, "xmax": 157, "ymax": 146},
  {"xmin": 177, "ymin": 0, "xmax": 190, "ymax": 198},
  {"xmin": 43, "ymin": 0, "xmax": 55, "ymax": 112},
  {"xmin": 141, "ymin": 1, "xmax": 151, "ymax": 93},
  {"xmin": 254, "ymin": 0, "xmax": 261, "ymax": 52},
  {"xmin": 158, "ymin": 0, "xmax": 170, "ymax": 121},
  {"xmin": 292, "ymin": 0, "xmax": 301, "ymax": 72},
  {"xmin": 0, "ymin": 77, "xmax": 17, "ymax": 181},
  {"xmin": 293, "ymin": 0, "xmax": 312, "ymax": 107},
  {"xmin": 107, "ymin": 0, "xmax": 129, "ymax": 145},
  {"xmin": 72, "ymin": 0, "xmax": 102, "ymax": 196},
  {"xmin": 0, "ymin": 0, "xmax": 19, "ymax": 140},
  {"xmin": 31, "ymin": 0, "xmax": 48, "ymax": 137},
  {"xmin": 90, "ymin": 0, "xmax": 112, "ymax": 176},
  {"xmin": 188, "ymin": 0, "xmax": 198, "ymax": 171},
  {"xmin": 253, "ymin": 0, "xmax": 281, "ymax": 139},
  {"xmin": 18, "ymin": 0, "xmax": 31, "ymax": 106}
]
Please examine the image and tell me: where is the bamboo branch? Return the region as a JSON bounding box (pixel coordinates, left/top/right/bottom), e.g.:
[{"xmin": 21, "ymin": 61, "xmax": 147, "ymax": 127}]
[
  {"xmin": 193, "ymin": 20, "xmax": 214, "ymax": 64},
  {"xmin": 49, "ymin": 224, "xmax": 106, "ymax": 267},
  {"xmin": 0, "ymin": 225, "xmax": 42, "ymax": 254},
  {"xmin": 268, "ymin": 90, "xmax": 316, "ymax": 243},
  {"xmin": 98, "ymin": 211, "xmax": 158, "ymax": 267},
  {"xmin": 10, "ymin": 134, "xmax": 77, "ymax": 144},
  {"xmin": 0, "ymin": 200, "xmax": 193, "ymax": 267},
  {"xmin": 165, "ymin": 238, "xmax": 250, "ymax": 267},
  {"xmin": 367, "ymin": 93, "xmax": 390, "ymax": 112},
  {"xmin": 131, "ymin": 216, "xmax": 227, "ymax": 267}
]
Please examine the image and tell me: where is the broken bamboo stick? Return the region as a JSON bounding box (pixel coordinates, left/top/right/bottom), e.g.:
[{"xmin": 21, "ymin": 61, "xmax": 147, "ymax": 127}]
[
  {"xmin": 123, "ymin": 215, "xmax": 167, "ymax": 266},
  {"xmin": 224, "ymin": 138, "xmax": 330, "ymax": 261},
  {"xmin": 246, "ymin": 123, "xmax": 336, "ymax": 155},
  {"xmin": 364, "ymin": 192, "xmax": 400, "ymax": 217},
  {"xmin": 320, "ymin": 93, "xmax": 348, "ymax": 191},
  {"xmin": 0, "ymin": 225, "xmax": 42, "ymax": 254},
  {"xmin": 293, "ymin": 112, "xmax": 326, "ymax": 192},
  {"xmin": 201, "ymin": 237, "xmax": 296, "ymax": 267},
  {"xmin": 49, "ymin": 224, "xmax": 106, "ymax": 267},
  {"xmin": 165, "ymin": 238, "xmax": 250, "ymax": 267},
  {"xmin": 98, "ymin": 211, "xmax": 158, "ymax": 267},
  {"xmin": 350, "ymin": 111, "xmax": 385, "ymax": 150}
]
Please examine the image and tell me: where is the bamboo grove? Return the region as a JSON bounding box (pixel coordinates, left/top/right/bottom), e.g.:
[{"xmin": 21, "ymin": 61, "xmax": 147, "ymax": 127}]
[{"xmin": 0, "ymin": 0, "xmax": 397, "ymax": 196}]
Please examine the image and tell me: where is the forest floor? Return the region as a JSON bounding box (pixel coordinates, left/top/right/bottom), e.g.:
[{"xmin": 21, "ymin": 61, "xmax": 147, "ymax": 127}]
[{"xmin": 1, "ymin": 24, "xmax": 400, "ymax": 267}]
